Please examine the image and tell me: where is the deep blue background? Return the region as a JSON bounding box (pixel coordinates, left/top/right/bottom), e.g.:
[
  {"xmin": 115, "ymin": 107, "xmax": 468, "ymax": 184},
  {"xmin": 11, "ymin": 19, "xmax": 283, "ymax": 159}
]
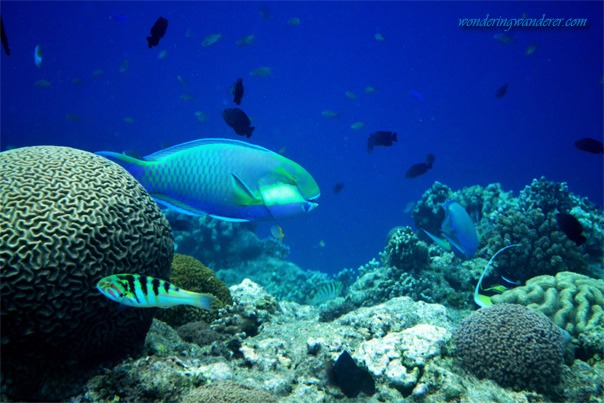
[{"xmin": 2, "ymin": 2, "xmax": 602, "ymax": 275}]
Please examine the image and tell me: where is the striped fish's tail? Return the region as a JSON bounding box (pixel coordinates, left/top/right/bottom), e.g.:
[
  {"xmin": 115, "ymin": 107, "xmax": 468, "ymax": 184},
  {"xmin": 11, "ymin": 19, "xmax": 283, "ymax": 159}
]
[
  {"xmin": 189, "ymin": 291, "xmax": 214, "ymax": 310},
  {"xmin": 96, "ymin": 151, "xmax": 149, "ymax": 183}
]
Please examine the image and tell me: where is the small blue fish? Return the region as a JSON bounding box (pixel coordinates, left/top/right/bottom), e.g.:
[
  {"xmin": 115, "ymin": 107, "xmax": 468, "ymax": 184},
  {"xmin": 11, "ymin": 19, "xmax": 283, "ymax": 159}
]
[
  {"xmin": 423, "ymin": 200, "xmax": 478, "ymax": 259},
  {"xmin": 34, "ymin": 44, "xmax": 42, "ymax": 68}
]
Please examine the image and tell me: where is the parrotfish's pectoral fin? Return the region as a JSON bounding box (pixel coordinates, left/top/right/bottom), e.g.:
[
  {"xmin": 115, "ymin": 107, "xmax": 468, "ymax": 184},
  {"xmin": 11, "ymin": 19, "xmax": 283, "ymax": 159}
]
[
  {"xmin": 421, "ymin": 229, "xmax": 451, "ymax": 252},
  {"xmin": 151, "ymin": 193, "xmax": 207, "ymax": 216},
  {"xmin": 231, "ymin": 173, "xmax": 263, "ymax": 206},
  {"xmin": 443, "ymin": 233, "xmax": 469, "ymax": 259}
]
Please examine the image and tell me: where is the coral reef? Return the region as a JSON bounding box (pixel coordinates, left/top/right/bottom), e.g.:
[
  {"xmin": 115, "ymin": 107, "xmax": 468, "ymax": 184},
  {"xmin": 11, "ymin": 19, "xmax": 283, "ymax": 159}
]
[
  {"xmin": 68, "ymin": 279, "xmax": 603, "ymax": 403},
  {"xmin": 411, "ymin": 181, "xmax": 452, "ymax": 235},
  {"xmin": 492, "ymin": 271, "xmax": 604, "ymax": 357},
  {"xmin": 452, "ymin": 303, "xmax": 565, "ymax": 393},
  {"xmin": 182, "ymin": 381, "xmax": 278, "ymax": 403},
  {"xmin": 169, "ymin": 212, "xmax": 289, "ymax": 269},
  {"xmin": 155, "ymin": 254, "xmax": 232, "ymax": 328},
  {"xmin": 382, "ymin": 226, "xmax": 430, "ymax": 275},
  {"xmin": 216, "ymin": 257, "xmax": 332, "ymax": 304},
  {"xmin": 480, "ymin": 205, "xmax": 590, "ymax": 282},
  {"xmin": 0, "ymin": 146, "xmax": 173, "ymax": 400},
  {"xmin": 518, "ymin": 176, "xmax": 574, "ymax": 215}
]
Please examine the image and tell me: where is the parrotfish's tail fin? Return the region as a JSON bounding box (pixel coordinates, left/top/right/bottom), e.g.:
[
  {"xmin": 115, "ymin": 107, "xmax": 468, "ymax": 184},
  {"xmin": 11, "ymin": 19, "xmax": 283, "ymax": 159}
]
[
  {"xmin": 96, "ymin": 151, "xmax": 149, "ymax": 183},
  {"xmin": 474, "ymin": 243, "xmax": 521, "ymax": 308}
]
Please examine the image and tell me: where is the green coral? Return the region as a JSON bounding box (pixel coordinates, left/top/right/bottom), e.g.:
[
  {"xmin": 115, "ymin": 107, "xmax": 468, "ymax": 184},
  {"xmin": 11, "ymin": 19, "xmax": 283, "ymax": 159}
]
[
  {"xmin": 492, "ymin": 272, "xmax": 604, "ymax": 338},
  {"xmin": 155, "ymin": 254, "xmax": 233, "ymax": 327}
]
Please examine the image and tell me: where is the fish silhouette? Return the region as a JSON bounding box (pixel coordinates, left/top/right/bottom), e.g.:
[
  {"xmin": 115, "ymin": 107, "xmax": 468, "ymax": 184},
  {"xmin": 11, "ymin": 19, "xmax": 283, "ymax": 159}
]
[{"xmin": 147, "ymin": 17, "xmax": 168, "ymax": 48}]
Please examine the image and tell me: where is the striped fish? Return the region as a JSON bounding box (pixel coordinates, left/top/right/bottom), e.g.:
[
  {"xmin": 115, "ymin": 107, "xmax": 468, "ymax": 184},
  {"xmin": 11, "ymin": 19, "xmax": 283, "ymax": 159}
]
[
  {"xmin": 96, "ymin": 274, "xmax": 213, "ymax": 309},
  {"xmin": 308, "ymin": 281, "xmax": 343, "ymax": 305}
]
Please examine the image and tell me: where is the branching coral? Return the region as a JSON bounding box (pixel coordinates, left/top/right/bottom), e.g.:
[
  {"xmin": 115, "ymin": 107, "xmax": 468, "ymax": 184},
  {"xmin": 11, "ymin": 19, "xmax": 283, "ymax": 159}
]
[
  {"xmin": 382, "ymin": 226, "xmax": 430, "ymax": 275},
  {"xmin": 480, "ymin": 206, "xmax": 589, "ymax": 283}
]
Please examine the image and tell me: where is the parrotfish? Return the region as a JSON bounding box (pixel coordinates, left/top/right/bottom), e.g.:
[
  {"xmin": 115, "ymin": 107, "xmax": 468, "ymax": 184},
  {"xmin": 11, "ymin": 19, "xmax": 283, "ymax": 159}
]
[
  {"xmin": 96, "ymin": 138, "xmax": 320, "ymax": 222},
  {"xmin": 97, "ymin": 274, "xmax": 213, "ymax": 309},
  {"xmin": 423, "ymin": 200, "xmax": 478, "ymax": 259}
]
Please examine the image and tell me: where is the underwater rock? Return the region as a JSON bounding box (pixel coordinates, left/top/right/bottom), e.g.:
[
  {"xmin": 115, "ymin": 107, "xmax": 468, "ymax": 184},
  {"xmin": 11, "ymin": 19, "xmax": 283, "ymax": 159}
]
[{"xmin": 68, "ymin": 278, "xmax": 602, "ymax": 402}]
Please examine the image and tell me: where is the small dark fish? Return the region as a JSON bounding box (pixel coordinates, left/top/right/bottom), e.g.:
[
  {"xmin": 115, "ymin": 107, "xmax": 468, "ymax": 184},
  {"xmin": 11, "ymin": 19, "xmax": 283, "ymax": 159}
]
[
  {"xmin": 495, "ymin": 83, "xmax": 508, "ymax": 99},
  {"xmin": 405, "ymin": 153, "xmax": 435, "ymax": 179},
  {"xmin": 367, "ymin": 131, "xmax": 397, "ymax": 153},
  {"xmin": 258, "ymin": 5, "xmax": 272, "ymax": 20},
  {"xmin": 222, "ymin": 108, "xmax": 255, "ymax": 138},
  {"xmin": 231, "ymin": 78, "xmax": 244, "ymax": 105},
  {"xmin": 556, "ymin": 212, "xmax": 586, "ymax": 246},
  {"xmin": 333, "ymin": 350, "xmax": 375, "ymax": 398},
  {"xmin": 575, "ymin": 138, "xmax": 604, "ymax": 154},
  {"xmin": 147, "ymin": 17, "xmax": 168, "ymax": 48},
  {"xmin": 333, "ymin": 181, "xmax": 344, "ymax": 194},
  {"xmin": 1, "ymin": 16, "xmax": 10, "ymax": 56}
]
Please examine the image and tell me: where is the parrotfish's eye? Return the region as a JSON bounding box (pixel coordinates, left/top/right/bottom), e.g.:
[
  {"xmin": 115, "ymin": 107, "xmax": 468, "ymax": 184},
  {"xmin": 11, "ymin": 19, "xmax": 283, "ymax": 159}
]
[{"xmin": 288, "ymin": 177, "xmax": 297, "ymax": 185}]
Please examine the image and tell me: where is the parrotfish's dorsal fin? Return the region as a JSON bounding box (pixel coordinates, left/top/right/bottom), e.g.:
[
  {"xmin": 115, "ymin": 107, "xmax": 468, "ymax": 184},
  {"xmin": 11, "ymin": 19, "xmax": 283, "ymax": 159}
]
[{"xmin": 144, "ymin": 138, "xmax": 274, "ymax": 161}]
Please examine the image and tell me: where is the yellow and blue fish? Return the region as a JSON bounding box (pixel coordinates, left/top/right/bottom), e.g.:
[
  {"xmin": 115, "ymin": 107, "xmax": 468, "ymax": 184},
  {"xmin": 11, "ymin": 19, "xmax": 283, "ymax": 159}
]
[
  {"xmin": 96, "ymin": 138, "xmax": 320, "ymax": 222},
  {"xmin": 97, "ymin": 274, "xmax": 214, "ymax": 309}
]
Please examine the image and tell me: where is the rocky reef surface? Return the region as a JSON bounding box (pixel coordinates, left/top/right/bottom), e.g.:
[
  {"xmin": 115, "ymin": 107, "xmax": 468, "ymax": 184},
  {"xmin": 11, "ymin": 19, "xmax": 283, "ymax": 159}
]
[
  {"xmin": 2, "ymin": 176, "xmax": 602, "ymax": 402},
  {"xmin": 72, "ymin": 279, "xmax": 602, "ymax": 402}
]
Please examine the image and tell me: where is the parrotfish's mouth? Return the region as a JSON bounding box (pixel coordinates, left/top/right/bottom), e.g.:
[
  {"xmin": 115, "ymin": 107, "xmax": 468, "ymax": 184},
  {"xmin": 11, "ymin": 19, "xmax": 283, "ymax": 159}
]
[{"xmin": 305, "ymin": 196, "xmax": 320, "ymax": 212}]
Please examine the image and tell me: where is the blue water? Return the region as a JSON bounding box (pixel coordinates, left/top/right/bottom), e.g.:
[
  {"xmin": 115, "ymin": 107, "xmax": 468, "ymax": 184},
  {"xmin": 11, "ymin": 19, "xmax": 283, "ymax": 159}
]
[{"xmin": 2, "ymin": 2, "xmax": 602, "ymax": 275}]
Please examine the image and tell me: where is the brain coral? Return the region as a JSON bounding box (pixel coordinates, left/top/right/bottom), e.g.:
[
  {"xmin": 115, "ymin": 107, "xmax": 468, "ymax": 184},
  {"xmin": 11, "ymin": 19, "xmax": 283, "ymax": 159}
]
[
  {"xmin": 453, "ymin": 303, "xmax": 564, "ymax": 393},
  {"xmin": 492, "ymin": 272, "xmax": 604, "ymax": 339},
  {"xmin": 0, "ymin": 146, "xmax": 173, "ymax": 399}
]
